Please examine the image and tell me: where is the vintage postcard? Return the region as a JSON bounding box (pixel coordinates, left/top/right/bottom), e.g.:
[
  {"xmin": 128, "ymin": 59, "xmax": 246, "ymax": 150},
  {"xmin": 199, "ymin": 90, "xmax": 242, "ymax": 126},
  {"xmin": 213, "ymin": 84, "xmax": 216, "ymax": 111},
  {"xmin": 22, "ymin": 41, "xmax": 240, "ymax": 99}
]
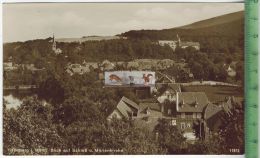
[{"xmin": 3, "ymin": 2, "xmax": 244, "ymax": 155}]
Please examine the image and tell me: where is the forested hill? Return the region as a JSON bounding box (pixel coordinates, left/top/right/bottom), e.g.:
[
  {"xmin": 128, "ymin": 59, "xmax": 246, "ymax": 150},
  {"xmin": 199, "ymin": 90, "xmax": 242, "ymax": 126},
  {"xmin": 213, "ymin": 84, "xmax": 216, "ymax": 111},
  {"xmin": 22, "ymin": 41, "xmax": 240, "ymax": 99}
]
[
  {"xmin": 121, "ymin": 11, "xmax": 244, "ymax": 54},
  {"xmin": 180, "ymin": 11, "xmax": 244, "ymax": 29},
  {"xmin": 3, "ymin": 11, "xmax": 244, "ymax": 64}
]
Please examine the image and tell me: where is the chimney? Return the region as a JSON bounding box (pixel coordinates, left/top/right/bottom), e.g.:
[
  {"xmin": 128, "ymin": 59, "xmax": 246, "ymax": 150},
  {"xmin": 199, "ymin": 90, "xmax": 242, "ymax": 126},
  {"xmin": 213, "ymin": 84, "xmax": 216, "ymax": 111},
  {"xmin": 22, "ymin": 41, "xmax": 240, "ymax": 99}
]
[
  {"xmin": 194, "ymin": 97, "xmax": 198, "ymax": 107},
  {"xmin": 161, "ymin": 104, "xmax": 164, "ymax": 113}
]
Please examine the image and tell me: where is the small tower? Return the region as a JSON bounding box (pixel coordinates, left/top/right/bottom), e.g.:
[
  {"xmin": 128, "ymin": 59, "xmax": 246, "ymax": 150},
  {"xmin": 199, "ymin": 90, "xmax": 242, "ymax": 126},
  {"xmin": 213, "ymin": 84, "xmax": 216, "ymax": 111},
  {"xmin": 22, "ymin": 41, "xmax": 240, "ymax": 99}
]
[
  {"xmin": 52, "ymin": 34, "xmax": 56, "ymax": 51},
  {"xmin": 177, "ymin": 34, "xmax": 181, "ymax": 45}
]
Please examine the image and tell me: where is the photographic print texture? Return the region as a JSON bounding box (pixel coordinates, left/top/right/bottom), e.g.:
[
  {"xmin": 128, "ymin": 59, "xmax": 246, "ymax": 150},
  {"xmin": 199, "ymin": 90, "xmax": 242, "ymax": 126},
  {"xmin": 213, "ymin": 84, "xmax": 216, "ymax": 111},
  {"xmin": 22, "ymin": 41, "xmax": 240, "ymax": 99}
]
[{"xmin": 3, "ymin": 3, "xmax": 244, "ymax": 155}]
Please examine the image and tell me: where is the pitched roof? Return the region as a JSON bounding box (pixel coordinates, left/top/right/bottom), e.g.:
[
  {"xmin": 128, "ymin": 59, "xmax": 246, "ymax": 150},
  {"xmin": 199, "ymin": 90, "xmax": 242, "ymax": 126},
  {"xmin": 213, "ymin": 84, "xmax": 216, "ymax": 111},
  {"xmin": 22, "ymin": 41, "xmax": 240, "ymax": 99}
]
[
  {"xmin": 177, "ymin": 92, "xmax": 209, "ymax": 112},
  {"xmin": 156, "ymin": 83, "xmax": 181, "ymax": 96},
  {"xmin": 218, "ymin": 97, "xmax": 233, "ymax": 115},
  {"xmin": 204, "ymin": 103, "xmax": 227, "ymax": 132},
  {"xmin": 168, "ymin": 83, "xmax": 181, "ymax": 92},
  {"xmin": 121, "ymin": 96, "xmax": 139, "ymax": 109},
  {"xmin": 139, "ymin": 102, "xmax": 161, "ymax": 112},
  {"xmin": 116, "ymin": 96, "xmax": 139, "ymax": 118},
  {"xmin": 180, "ymin": 42, "xmax": 200, "ymax": 47},
  {"xmin": 204, "ymin": 103, "xmax": 223, "ymax": 120},
  {"xmin": 156, "ymin": 72, "xmax": 175, "ymax": 83}
]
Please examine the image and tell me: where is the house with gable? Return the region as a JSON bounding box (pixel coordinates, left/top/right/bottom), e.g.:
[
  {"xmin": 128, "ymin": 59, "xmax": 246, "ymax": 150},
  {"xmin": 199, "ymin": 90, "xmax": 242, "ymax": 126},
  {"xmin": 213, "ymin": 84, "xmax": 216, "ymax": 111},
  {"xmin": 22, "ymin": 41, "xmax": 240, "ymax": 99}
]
[
  {"xmin": 156, "ymin": 83, "xmax": 181, "ymax": 104},
  {"xmin": 107, "ymin": 96, "xmax": 163, "ymax": 131},
  {"xmin": 107, "ymin": 96, "xmax": 139, "ymax": 120},
  {"xmin": 107, "ymin": 89, "xmax": 238, "ymax": 142},
  {"xmin": 203, "ymin": 96, "xmax": 235, "ymax": 139},
  {"xmin": 174, "ymin": 92, "xmax": 210, "ymax": 140},
  {"xmin": 101, "ymin": 60, "xmax": 115, "ymax": 71},
  {"xmin": 156, "ymin": 72, "xmax": 175, "ymax": 83}
]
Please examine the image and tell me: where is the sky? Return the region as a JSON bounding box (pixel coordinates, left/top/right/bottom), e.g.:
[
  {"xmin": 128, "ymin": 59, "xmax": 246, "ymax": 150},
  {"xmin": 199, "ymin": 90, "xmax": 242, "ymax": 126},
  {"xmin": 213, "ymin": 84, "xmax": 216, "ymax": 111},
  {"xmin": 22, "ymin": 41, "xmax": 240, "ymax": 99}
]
[{"xmin": 3, "ymin": 3, "xmax": 244, "ymax": 42}]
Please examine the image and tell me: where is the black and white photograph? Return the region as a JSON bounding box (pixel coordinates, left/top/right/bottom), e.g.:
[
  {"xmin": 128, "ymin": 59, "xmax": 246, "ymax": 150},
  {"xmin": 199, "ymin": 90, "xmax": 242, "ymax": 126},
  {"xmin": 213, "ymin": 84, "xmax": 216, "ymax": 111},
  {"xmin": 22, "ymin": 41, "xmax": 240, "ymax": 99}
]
[{"xmin": 3, "ymin": 2, "xmax": 244, "ymax": 155}]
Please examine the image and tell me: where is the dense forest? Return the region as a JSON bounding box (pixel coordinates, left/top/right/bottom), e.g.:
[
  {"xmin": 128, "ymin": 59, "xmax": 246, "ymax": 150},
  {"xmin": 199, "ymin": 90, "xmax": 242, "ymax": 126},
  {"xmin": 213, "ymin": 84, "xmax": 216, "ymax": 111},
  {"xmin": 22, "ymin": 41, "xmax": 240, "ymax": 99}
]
[{"xmin": 4, "ymin": 38, "xmax": 174, "ymax": 64}]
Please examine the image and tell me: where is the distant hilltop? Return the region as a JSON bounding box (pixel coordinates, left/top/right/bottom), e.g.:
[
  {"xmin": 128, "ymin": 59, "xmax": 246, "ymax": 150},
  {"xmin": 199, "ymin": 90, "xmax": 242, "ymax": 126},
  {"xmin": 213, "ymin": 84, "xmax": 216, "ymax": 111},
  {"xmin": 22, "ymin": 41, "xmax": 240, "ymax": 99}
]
[{"xmin": 54, "ymin": 36, "xmax": 127, "ymax": 43}]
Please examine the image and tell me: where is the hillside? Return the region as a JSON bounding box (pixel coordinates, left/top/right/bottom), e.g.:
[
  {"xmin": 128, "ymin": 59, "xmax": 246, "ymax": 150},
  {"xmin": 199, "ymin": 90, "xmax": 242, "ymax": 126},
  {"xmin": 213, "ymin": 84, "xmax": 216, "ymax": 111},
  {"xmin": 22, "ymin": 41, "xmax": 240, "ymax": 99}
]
[
  {"xmin": 55, "ymin": 36, "xmax": 124, "ymax": 43},
  {"xmin": 121, "ymin": 11, "xmax": 244, "ymax": 54},
  {"xmin": 180, "ymin": 11, "xmax": 244, "ymax": 29}
]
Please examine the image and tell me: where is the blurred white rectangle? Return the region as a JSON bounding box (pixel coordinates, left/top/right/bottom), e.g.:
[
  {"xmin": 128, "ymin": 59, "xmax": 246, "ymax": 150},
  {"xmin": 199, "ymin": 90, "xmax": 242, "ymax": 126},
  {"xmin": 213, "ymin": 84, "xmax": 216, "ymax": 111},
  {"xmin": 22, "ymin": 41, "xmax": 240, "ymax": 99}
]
[{"xmin": 105, "ymin": 71, "xmax": 155, "ymax": 86}]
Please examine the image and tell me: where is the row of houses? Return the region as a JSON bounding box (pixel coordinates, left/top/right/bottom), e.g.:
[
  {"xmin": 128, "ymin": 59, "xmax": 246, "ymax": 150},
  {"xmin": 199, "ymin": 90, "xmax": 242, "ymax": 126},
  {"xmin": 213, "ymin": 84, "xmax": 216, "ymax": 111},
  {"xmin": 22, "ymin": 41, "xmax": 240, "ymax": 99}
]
[
  {"xmin": 65, "ymin": 59, "xmax": 180, "ymax": 76},
  {"xmin": 107, "ymin": 83, "xmax": 237, "ymax": 141},
  {"xmin": 4, "ymin": 61, "xmax": 44, "ymax": 72}
]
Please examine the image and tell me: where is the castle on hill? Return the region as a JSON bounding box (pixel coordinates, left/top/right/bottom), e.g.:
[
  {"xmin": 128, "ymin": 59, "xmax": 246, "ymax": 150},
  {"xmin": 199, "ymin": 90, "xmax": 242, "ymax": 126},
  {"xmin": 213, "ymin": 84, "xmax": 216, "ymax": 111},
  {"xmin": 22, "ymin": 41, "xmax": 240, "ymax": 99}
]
[{"xmin": 158, "ymin": 34, "xmax": 200, "ymax": 51}]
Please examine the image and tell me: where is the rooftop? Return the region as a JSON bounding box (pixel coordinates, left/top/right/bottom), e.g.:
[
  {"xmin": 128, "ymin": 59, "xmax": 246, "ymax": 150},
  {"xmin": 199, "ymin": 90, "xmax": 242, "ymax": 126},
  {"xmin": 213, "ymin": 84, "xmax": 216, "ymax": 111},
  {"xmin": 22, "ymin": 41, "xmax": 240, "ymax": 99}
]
[
  {"xmin": 180, "ymin": 41, "xmax": 200, "ymax": 47},
  {"xmin": 177, "ymin": 92, "xmax": 209, "ymax": 112}
]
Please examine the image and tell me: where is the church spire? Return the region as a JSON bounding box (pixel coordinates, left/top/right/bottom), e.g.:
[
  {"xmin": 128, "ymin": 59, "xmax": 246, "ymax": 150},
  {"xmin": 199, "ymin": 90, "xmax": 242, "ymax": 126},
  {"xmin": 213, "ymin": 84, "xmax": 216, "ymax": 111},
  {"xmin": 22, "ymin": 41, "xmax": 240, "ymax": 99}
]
[
  {"xmin": 177, "ymin": 34, "xmax": 181, "ymax": 45},
  {"xmin": 52, "ymin": 33, "xmax": 56, "ymax": 51}
]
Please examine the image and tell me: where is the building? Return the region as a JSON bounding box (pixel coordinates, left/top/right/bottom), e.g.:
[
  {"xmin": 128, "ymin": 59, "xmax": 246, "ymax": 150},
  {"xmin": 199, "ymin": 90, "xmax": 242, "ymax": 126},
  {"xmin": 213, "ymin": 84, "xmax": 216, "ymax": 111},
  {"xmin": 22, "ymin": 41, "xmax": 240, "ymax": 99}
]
[
  {"xmin": 158, "ymin": 34, "xmax": 200, "ymax": 51},
  {"xmin": 179, "ymin": 42, "xmax": 200, "ymax": 50},
  {"xmin": 155, "ymin": 83, "xmax": 181, "ymax": 104},
  {"xmin": 52, "ymin": 34, "xmax": 62, "ymax": 55},
  {"xmin": 158, "ymin": 40, "xmax": 178, "ymax": 50},
  {"xmin": 101, "ymin": 60, "xmax": 115, "ymax": 71},
  {"xmin": 107, "ymin": 86, "xmax": 235, "ymax": 141},
  {"xmin": 177, "ymin": 34, "xmax": 200, "ymax": 50},
  {"xmin": 107, "ymin": 96, "xmax": 140, "ymax": 120},
  {"xmin": 174, "ymin": 92, "xmax": 210, "ymax": 140},
  {"xmin": 204, "ymin": 97, "xmax": 234, "ymax": 139},
  {"xmin": 226, "ymin": 65, "xmax": 237, "ymax": 77},
  {"xmin": 107, "ymin": 96, "xmax": 163, "ymax": 131},
  {"xmin": 4, "ymin": 56, "xmax": 18, "ymax": 71},
  {"xmin": 156, "ymin": 72, "xmax": 175, "ymax": 83}
]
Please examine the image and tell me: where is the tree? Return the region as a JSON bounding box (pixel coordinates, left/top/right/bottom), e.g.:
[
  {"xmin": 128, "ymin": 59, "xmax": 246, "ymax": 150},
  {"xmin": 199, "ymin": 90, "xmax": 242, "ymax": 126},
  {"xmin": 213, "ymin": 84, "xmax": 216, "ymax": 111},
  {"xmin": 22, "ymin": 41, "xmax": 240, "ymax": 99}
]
[
  {"xmin": 186, "ymin": 134, "xmax": 224, "ymax": 154},
  {"xmin": 38, "ymin": 75, "xmax": 65, "ymax": 104},
  {"xmin": 3, "ymin": 100, "xmax": 24, "ymax": 155},
  {"xmin": 103, "ymin": 119, "xmax": 166, "ymax": 154},
  {"xmin": 51, "ymin": 97, "xmax": 105, "ymax": 153},
  {"xmin": 3, "ymin": 97, "xmax": 63, "ymax": 155},
  {"xmin": 191, "ymin": 62, "xmax": 204, "ymax": 80},
  {"xmin": 218, "ymin": 104, "xmax": 244, "ymax": 154},
  {"xmin": 235, "ymin": 61, "xmax": 244, "ymax": 84},
  {"xmin": 154, "ymin": 119, "xmax": 186, "ymax": 154}
]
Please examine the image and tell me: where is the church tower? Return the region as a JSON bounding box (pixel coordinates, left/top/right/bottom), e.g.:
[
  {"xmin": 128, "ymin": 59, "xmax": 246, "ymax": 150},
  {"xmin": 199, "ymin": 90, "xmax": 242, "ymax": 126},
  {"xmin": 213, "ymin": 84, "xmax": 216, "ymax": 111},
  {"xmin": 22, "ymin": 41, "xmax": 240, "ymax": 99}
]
[
  {"xmin": 52, "ymin": 34, "xmax": 56, "ymax": 51},
  {"xmin": 177, "ymin": 34, "xmax": 181, "ymax": 45}
]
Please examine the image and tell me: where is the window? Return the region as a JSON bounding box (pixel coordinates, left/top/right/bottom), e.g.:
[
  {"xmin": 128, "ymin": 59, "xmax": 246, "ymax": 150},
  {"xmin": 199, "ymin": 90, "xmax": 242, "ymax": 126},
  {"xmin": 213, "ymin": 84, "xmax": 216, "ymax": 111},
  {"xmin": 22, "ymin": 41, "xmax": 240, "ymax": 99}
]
[
  {"xmin": 197, "ymin": 113, "xmax": 202, "ymax": 119},
  {"xmin": 193, "ymin": 113, "xmax": 196, "ymax": 119},
  {"xmin": 186, "ymin": 123, "xmax": 191, "ymax": 128},
  {"xmin": 181, "ymin": 123, "xmax": 185, "ymax": 129},
  {"xmin": 171, "ymin": 119, "xmax": 177, "ymax": 126},
  {"xmin": 181, "ymin": 113, "xmax": 186, "ymax": 118}
]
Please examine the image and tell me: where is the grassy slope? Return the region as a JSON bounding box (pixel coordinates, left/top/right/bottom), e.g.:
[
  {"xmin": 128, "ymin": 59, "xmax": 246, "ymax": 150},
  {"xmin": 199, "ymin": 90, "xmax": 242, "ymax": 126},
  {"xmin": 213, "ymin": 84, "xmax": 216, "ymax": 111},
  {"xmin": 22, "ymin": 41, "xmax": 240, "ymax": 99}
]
[
  {"xmin": 180, "ymin": 11, "xmax": 244, "ymax": 29},
  {"xmin": 122, "ymin": 11, "xmax": 244, "ymax": 41}
]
